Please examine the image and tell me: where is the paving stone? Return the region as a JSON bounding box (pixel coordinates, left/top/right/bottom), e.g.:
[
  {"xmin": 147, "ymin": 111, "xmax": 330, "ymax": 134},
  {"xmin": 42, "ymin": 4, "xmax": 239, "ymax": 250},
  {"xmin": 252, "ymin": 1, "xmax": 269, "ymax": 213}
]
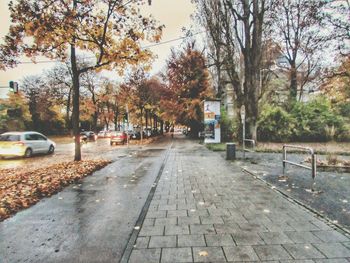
[
  {"xmin": 342, "ymin": 241, "xmax": 350, "ymax": 249},
  {"xmin": 129, "ymin": 248, "xmax": 161, "ymax": 263},
  {"xmin": 232, "ymin": 231, "xmax": 265, "ymax": 245},
  {"xmin": 178, "ymin": 203, "xmax": 197, "ymax": 210},
  {"xmin": 143, "ymin": 218, "xmax": 155, "ymax": 226},
  {"xmin": 314, "ymin": 259, "xmax": 350, "ymax": 263},
  {"xmin": 284, "ymin": 231, "xmax": 322, "ymax": 243},
  {"xmin": 287, "ymin": 221, "xmax": 320, "ymax": 231},
  {"xmin": 178, "ymin": 216, "xmax": 201, "ymax": 225},
  {"xmin": 310, "ymin": 220, "xmax": 333, "ymax": 231},
  {"xmin": 139, "ymin": 225, "xmax": 164, "ymax": 236},
  {"xmin": 313, "ymin": 243, "xmax": 350, "ymax": 258},
  {"xmin": 190, "ymin": 224, "xmax": 216, "ymax": 235},
  {"xmin": 161, "ymin": 247, "xmax": 192, "ymax": 263},
  {"xmin": 205, "ymin": 234, "xmax": 235, "ymax": 246},
  {"xmin": 165, "ymin": 225, "xmax": 190, "ymax": 235},
  {"xmin": 149, "ymin": 235, "xmax": 176, "ymax": 248},
  {"xmin": 222, "ymin": 213, "xmax": 249, "ymax": 224},
  {"xmin": 223, "ymin": 246, "xmax": 260, "ymax": 261},
  {"xmin": 167, "ymin": 199, "xmax": 187, "ymax": 206},
  {"xmin": 207, "ymin": 208, "xmax": 231, "ymax": 216},
  {"xmin": 154, "ymin": 217, "xmax": 177, "ymax": 226},
  {"xmin": 193, "ymin": 246, "xmax": 226, "ymax": 262},
  {"xmin": 258, "ymin": 232, "xmax": 294, "ymax": 244},
  {"xmin": 214, "ymin": 223, "xmax": 240, "ymax": 234},
  {"xmin": 158, "ymin": 204, "xmax": 177, "ymax": 211},
  {"xmin": 200, "ymin": 215, "xmax": 224, "ymax": 224},
  {"xmin": 283, "ymin": 243, "xmax": 325, "ymax": 259},
  {"xmin": 146, "ymin": 210, "xmax": 167, "ymax": 219},
  {"xmin": 177, "ymin": 234, "xmax": 206, "ymax": 247},
  {"xmin": 238, "ymin": 222, "xmax": 269, "ymax": 232},
  {"xmin": 279, "ymin": 260, "xmax": 315, "ymax": 263},
  {"xmin": 134, "ymin": 237, "xmax": 150, "ymax": 249},
  {"xmin": 167, "ymin": 209, "xmax": 188, "ymax": 217},
  {"xmin": 253, "ymin": 245, "xmax": 292, "ymax": 260},
  {"xmin": 261, "ymin": 222, "xmax": 295, "ymax": 232},
  {"xmin": 188, "ymin": 209, "xmax": 209, "ymax": 217},
  {"xmin": 312, "ymin": 230, "xmax": 350, "ymax": 242}
]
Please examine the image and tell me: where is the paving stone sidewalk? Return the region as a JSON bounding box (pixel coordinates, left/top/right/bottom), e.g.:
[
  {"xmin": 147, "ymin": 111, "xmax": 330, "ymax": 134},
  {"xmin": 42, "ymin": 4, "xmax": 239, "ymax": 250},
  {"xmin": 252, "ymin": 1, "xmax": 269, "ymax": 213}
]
[{"xmin": 128, "ymin": 139, "xmax": 350, "ymax": 263}]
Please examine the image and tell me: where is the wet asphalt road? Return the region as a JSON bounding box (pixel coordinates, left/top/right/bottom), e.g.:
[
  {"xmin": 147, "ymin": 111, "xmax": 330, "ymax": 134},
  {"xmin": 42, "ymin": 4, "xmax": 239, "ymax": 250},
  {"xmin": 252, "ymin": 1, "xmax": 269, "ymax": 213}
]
[
  {"xmin": 0, "ymin": 138, "xmax": 131, "ymax": 170},
  {"xmin": 0, "ymin": 136, "xmax": 171, "ymax": 263}
]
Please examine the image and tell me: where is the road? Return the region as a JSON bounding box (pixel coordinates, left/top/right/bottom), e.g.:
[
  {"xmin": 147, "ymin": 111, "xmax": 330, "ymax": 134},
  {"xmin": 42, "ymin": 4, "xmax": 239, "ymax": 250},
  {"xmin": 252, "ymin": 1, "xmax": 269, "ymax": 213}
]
[
  {"xmin": 0, "ymin": 135, "xmax": 172, "ymax": 262},
  {"xmin": 0, "ymin": 138, "xmax": 143, "ymax": 170}
]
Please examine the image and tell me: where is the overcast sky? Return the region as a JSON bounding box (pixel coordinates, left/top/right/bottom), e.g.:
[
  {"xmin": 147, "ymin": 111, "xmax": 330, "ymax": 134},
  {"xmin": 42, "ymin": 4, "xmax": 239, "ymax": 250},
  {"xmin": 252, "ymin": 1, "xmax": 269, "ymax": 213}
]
[{"xmin": 0, "ymin": 0, "xmax": 197, "ymax": 87}]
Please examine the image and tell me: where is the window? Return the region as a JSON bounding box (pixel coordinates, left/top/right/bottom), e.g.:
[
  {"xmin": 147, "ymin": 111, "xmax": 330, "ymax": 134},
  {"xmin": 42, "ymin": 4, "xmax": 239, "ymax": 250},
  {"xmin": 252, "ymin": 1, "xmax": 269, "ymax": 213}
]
[{"xmin": 0, "ymin": 134, "xmax": 20, "ymax": 141}]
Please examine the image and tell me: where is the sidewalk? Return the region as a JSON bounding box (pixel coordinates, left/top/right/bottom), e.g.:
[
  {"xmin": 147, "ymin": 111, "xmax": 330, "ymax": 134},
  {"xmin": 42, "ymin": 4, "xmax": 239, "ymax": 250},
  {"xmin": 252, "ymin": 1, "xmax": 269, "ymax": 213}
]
[{"xmin": 126, "ymin": 138, "xmax": 350, "ymax": 262}]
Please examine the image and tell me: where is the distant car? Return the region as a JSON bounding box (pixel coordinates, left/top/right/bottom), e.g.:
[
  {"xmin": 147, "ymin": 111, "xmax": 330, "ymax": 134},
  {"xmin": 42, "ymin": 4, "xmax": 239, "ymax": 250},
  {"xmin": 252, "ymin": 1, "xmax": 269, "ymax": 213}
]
[
  {"xmin": 97, "ymin": 131, "xmax": 107, "ymax": 138},
  {"xmin": 79, "ymin": 131, "xmax": 97, "ymax": 142},
  {"xmin": 129, "ymin": 131, "xmax": 141, "ymax": 140},
  {"xmin": 0, "ymin": 131, "xmax": 56, "ymax": 158},
  {"xmin": 110, "ymin": 131, "xmax": 127, "ymax": 145}
]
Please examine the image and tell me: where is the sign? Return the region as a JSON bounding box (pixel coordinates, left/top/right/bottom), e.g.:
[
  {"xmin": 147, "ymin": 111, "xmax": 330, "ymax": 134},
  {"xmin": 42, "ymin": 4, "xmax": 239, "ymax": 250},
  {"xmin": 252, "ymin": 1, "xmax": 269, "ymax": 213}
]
[
  {"xmin": 204, "ymin": 100, "xmax": 221, "ymax": 144},
  {"xmin": 240, "ymin": 105, "xmax": 245, "ymax": 123}
]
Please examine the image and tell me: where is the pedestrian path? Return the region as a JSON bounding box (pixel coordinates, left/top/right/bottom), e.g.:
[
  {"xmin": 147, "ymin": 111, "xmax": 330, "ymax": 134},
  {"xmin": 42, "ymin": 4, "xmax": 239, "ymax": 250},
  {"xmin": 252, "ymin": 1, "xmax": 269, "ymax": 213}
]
[{"xmin": 127, "ymin": 138, "xmax": 350, "ymax": 262}]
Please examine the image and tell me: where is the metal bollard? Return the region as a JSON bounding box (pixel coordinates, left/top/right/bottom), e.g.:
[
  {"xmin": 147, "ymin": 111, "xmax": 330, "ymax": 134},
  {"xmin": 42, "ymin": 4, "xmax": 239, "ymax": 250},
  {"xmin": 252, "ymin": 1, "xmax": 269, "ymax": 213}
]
[{"xmin": 226, "ymin": 143, "xmax": 236, "ymax": 160}]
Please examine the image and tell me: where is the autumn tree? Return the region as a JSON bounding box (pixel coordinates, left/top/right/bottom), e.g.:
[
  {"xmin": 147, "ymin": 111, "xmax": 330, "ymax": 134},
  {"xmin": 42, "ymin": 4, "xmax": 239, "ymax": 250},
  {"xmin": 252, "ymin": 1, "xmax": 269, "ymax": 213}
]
[
  {"xmin": 270, "ymin": 0, "xmax": 329, "ymax": 103},
  {"xmin": 21, "ymin": 75, "xmax": 65, "ymax": 134},
  {"xmin": 0, "ymin": 0, "xmax": 163, "ymax": 160},
  {"xmin": 45, "ymin": 63, "xmax": 74, "ymax": 131},
  {"xmin": 0, "ymin": 91, "xmax": 31, "ymax": 132},
  {"xmin": 221, "ymin": 0, "xmax": 270, "ymax": 141},
  {"xmin": 166, "ymin": 43, "xmax": 213, "ymax": 137},
  {"xmin": 323, "ymin": 0, "xmax": 350, "ymax": 56}
]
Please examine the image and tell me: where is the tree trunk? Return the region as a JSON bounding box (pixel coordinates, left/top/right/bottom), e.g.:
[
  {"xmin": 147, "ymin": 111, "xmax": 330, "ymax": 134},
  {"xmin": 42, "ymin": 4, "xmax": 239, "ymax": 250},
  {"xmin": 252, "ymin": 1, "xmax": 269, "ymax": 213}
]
[
  {"xmin": 289, "ymin": 62, "xmax": 298, "ymax": 103},
  {"xmin": 66, "ymin": 88, "xmax": 72, "ymax": 131},
  {"xmin": 140, "ymin": 107, "xmax": 143, "ymax": 143},
  {"xmin": 71, "ymin": 44, "xmax": 81, "ymax": 161}
]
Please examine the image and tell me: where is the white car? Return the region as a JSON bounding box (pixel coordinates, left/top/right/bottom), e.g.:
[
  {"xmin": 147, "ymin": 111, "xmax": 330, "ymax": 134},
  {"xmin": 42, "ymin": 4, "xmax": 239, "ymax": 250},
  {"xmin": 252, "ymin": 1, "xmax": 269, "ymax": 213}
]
[{"xmin": 0, "ymin": 131, "xmax": 56, "ymax": 158}]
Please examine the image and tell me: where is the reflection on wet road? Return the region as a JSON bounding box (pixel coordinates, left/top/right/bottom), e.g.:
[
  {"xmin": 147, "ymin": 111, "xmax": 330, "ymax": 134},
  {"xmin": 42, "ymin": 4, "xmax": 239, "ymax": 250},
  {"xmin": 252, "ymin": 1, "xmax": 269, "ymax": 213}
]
[
  {"xmin": 0, "ymin": 138, "xmax": 126, "ymax": 170},
  {"xmin": 0, "ymin": 136, "xmax": 172, "ymax": 262}
]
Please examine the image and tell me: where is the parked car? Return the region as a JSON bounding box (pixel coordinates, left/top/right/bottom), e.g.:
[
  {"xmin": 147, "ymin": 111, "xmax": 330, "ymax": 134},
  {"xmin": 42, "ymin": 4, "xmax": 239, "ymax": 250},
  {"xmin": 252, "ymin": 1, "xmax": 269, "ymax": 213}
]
[
  {"xmin": 0, "ymin": 131, "xmax": 56, "ymax": 158},
  {"xmin": 97, "ymin": 131, "xmax": 107, "ymax": 138},
  {"xmin": 79, "ymin": 131, "xmax": 97, "ymax": 142},
  {"xmin": 129, "ymin": 131, "xmax": 141, "ymax": 140},
  {"xmin": 144, "ymin": 128, "xmax": 152, "ymax": 138},
  {"xmin": 110, "ymin": 131, "xmax": 127, "ymax": 145}
]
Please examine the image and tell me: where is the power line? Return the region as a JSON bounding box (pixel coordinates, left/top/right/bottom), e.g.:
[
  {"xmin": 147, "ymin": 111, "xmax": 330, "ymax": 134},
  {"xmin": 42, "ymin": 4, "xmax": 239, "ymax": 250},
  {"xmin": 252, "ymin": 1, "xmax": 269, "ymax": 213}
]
[{"xmin": 16, "ymin": 31, "xmax": 205, "ymax": 65}]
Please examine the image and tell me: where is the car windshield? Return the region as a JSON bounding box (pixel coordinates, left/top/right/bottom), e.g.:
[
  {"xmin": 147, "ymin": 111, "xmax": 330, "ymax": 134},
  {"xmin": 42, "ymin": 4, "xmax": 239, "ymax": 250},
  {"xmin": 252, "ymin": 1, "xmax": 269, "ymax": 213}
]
[
  {"xmin": 112, "ymin": 132, "xmax": 123, "ymax": 136},
  {"xmin": 0, "ymin": 134, "xmax": 20, "ymax": 141}
]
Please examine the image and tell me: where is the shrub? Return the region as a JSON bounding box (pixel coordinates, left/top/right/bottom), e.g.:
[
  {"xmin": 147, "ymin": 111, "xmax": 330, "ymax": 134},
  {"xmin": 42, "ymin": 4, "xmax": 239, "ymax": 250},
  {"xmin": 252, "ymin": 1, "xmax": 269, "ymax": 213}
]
[
  {"xmin": 258, "ymin": 105, "xmax": 296, "ymax": 142},
  {"xmin": 291, "ymin": 98, "xmax": 345, "ymax": 142},
  {"xmin": 220, "ymin": 107, "xmax": 235, "ymax": 142}
]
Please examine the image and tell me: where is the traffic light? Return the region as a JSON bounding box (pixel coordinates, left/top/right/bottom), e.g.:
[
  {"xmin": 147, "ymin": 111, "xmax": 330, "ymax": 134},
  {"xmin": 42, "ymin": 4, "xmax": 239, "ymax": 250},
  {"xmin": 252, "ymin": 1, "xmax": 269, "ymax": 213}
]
[{"xmin": 9, "ymin": 81, "xmax": 19, "ymax": 93}]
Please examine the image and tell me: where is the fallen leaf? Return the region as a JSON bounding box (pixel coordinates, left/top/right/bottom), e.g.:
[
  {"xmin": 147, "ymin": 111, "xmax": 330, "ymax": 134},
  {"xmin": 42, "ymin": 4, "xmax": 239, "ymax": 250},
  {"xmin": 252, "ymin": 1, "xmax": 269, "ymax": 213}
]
[{"xmin": 198, "ymin": 251, "xmax": 208, "ymax": 257}]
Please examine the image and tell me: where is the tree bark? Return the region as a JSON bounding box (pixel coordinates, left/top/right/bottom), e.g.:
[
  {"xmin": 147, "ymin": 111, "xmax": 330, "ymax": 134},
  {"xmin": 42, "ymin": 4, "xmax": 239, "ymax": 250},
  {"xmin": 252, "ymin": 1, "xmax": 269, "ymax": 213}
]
[
  {"xmin": 71, "ymin": 44, "xmax": 81, "ymax": 161},
  {"xmin": 66, "ymin": 87, "xmax": 72, "ymax": 131},
  {"xmin": 289, "ymin": 62, "xmax": 298, "ymax": 103}
]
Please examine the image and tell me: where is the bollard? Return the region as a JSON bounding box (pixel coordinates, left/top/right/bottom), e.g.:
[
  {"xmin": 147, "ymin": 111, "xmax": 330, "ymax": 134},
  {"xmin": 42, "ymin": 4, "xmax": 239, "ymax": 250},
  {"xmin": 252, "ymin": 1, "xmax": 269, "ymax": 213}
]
[{"xmin": 226, "ymin": 143, "xmax": 236, "ymax": 160}]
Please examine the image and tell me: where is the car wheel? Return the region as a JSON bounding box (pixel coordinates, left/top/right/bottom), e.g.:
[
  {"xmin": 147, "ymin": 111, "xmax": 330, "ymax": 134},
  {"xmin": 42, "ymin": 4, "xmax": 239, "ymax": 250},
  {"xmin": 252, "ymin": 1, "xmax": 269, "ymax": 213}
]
[
  {"xmin": 24, "ymin": 148, "xmax": 33, "ymax": 158},
  {"xmin": 48, "ymin": 145, "xmax": 55, "ymax": 154}
]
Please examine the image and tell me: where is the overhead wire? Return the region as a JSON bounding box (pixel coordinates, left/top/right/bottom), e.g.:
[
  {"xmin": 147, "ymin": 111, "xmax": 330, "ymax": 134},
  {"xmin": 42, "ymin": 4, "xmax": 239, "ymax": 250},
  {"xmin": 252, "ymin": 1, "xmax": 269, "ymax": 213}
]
[{"xmin": 16, "ymin": 31, "xmax": 205, "ymax": 65}]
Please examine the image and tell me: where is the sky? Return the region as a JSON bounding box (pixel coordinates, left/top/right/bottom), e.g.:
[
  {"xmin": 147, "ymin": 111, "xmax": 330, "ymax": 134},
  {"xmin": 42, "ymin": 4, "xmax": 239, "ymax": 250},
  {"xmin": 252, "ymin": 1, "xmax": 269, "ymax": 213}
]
[{"xmin": 0, "ymin": 0, "xmax": 197, "ymax": 89}]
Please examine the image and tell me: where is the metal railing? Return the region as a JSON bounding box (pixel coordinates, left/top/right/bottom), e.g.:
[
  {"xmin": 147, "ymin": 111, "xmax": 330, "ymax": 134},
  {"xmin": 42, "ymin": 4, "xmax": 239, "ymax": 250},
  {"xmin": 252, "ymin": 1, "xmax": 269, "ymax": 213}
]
[{"xmin": 282, "ymin": 145, "xmax": 317, "ymax": 191}]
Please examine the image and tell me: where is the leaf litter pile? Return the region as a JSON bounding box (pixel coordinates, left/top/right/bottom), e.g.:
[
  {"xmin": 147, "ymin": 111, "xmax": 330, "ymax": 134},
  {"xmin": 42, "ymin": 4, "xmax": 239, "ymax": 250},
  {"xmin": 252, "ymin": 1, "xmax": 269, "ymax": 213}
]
[{"xmin": 0, "ymin": 159, "xmax": 111, "ymax": 221}]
